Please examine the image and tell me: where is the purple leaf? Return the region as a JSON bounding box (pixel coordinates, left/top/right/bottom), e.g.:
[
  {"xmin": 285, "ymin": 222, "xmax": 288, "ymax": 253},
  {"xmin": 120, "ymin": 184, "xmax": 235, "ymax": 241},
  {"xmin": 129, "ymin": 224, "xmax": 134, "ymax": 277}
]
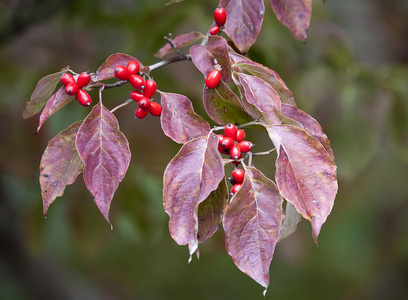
[
  {"xmin": 163, "ymin": 132, "xmax": 225, "ymax": 258},
  {"xmin": 221, "ymin": 0, "xmax": 265, "ymax": 54},
  {"xmin": 203, "ymin": 81, "xmax": 252, "ymax": 125},
  {"xmin": 230, "ymin": 53, "xmax": 295, "ymax": 106},
  {"xmin": 37, "ymin": 87, "xmax": 76, "ymax": 132},
  {"xmin": 40, "ymin": 121, "xmax": 83, "ymax": 216},
  {"xmin": 266, "ymin": 125, "xmax": 337, "ymax": 244},
  {"xmin": 281, "ymin": 103, "xmax": 334, "ymax": 160},
  {"xmin": 23, "ymin": 66, "xmax": 69, "ymax": 119},
  {"xmin": 154, "ymin": 31, "xmax": 205, "ymax": 58},
  {"xmin": 96, "ymin": 53, "xmax": 143, "ymax": 81},
  {"xmin": 223, "ymin": 165, "xmax": 284, "ymax": 289},
  {"xmin": 269, "ymin": 0, "xmax": 312, "ymax": 42},
  {"xmin": 75, "ymin": 102, "xmax": 131, "ymax": 225},
  {"xmin": 237, "ymin": 73, "xmax": 282, "ymax": 125},
  {"xmin": 190, "ymin": 36, "xmax": 232, "ymax": 82},
  {"xmin": 159, "ymin": 92, "xmax": 211, "ymax": 144},
  {"xmin": 197, "ymin": 178, "xmax": 229, "ymax": 244}
]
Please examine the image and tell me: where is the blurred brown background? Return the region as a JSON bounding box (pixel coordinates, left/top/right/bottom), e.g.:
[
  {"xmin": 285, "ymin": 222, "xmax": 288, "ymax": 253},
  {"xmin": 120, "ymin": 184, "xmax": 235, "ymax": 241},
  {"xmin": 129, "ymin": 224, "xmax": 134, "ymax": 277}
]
[{"xmin": 0, "ymin": 0, "xmax": 407, "ymax": 299}]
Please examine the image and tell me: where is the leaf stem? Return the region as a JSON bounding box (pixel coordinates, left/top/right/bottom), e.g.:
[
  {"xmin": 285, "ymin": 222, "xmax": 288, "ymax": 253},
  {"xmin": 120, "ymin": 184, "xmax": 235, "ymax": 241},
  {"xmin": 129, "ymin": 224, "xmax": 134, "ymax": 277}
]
[
  {"xmin": 251, "ymin": 148, "xmax": 276, "ymax": 156},
  {"xmin": 110, "ymin": 99, "xmax": 133, "ymax": 114},
  {"xmin": 149, "ymin": 54, "xmax": 191, "ymax": 72}
]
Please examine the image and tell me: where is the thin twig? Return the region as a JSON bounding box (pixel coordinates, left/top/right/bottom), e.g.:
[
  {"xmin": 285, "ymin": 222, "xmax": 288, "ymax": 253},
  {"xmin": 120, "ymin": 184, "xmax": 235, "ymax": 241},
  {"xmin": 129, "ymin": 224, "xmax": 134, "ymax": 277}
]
[
  {"xmin": 251, "ymin": 148, "xmax": 276, "ymax": 156},
  {"xmin": 164, "ymin": 33, "xmax": 185, "ymax": 58},
  {"xmin": 103, "ymin": 80, "xmax": 128, "ymax": 89},
  {"xmin": 110, "ymin": 99, "xmax": 133, "ymax": 114},
  {"xmin": 149, "ymin": 54, "xmax": 191, "ymax": 72}
]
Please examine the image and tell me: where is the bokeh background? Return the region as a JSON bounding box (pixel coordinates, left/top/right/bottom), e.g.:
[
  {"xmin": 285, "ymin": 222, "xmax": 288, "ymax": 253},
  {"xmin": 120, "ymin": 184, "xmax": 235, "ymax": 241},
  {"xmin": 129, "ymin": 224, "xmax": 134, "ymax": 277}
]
[{"xmin": 1, "ymin": 0, "xmax": 407, "ymax": 299}]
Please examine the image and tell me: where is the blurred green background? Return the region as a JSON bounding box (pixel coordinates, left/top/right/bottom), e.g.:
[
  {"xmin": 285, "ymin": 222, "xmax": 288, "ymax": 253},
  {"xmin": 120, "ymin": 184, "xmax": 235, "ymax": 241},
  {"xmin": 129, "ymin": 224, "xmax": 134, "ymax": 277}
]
[{"xmin": 1, "ymin": 0, "xmax": 407, "ymax": 299}]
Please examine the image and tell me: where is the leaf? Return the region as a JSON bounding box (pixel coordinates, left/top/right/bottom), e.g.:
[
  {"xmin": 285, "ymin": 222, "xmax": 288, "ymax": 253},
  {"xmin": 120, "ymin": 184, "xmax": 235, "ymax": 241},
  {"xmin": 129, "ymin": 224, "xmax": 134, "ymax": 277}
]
[
  {"xmin": 236, "ymin": 73, "xmax": 282, "ymax": 125},
  {"xmin": 23, "ymin": 66, "xmax": 69, "ymax": 119},
  {"xmin": 154, "ymin": 31, "xmax": 206, "ymax": 58},
  {"xmin": 159, "ymin": 92, "xmax": 211, "ymax": 144},
  {"xmin": 223, "ymin": 165, "xmax": 284, "ymax": 289},
  {"xmin": 269, "ymin": 0, "xmax": 312, "ymax": 42},
  {"xmin": 266, "ymin": 125, "xmax": 337, "ymax": 244},
  {"xmin": 37, "ymin": 87, "xmax": 76, "ymax": 132},
  {"xmin": 40, "ymin": 121, "xmax": 83, "ymax": 216},
  {"xmin": 197, "ymin": 178, "xmax": 229, "ymax": 244},
  {"xmin": 163, "ymin": 132, "xmax": 225, "ymax": 258},
  {"xmin": 221, "ymin": 0, "xmax": 265, "ymax": 54},
  {"xmin": 75, "ymin": 102, "xmax": 131, "ymax": 225},
  {"xmin": 203, "ymin": 81, "xmax": 252, "ymax": 125},
  {"xmin": 230, "ymin": 53, "xmax": 295, "ymax": 106},
  {"xmin": 281, "ymin": 103, "xmax": 334, "ymax": 160},
  {"xmin": 278, "ymin": 202, "xmax": 301, "ymax": 242},
  {"xmin": 190, "ymin": 36, "xmax": 232, "ymax": 82},
  {"xmin": 96, "ymin": 53, "xmax": 143, "ymax": 81}
]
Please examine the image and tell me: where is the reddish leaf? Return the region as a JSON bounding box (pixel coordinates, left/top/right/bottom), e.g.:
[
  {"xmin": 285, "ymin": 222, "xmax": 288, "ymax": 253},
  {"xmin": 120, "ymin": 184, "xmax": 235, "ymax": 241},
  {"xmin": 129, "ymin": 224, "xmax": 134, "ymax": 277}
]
[
  {"xmin": 269, "ymin": 0, "xmax": 312, "ymax": 42},
  {"xmin": 23, "ymin": 66, "xmax": 69, "ymax": 119},
  {"xmin": 223, "ymin": 165, "xmax": 284, "ymax": 289},
  {"xmin": 203, "ymin": 81, "xmax": 252, "ymax": 125},
  {"xmin": 190, "ymin": 36, "xmax": 232, "ymax": 82},
  {"xmin": 75, "ymin": 102, "xmax": 131, "ymax": 225},
  {"xmin": 281, "ymin": 103, "xmax": 334, "ymax": 160},
  {"xmin": 221, "ymin": 0, "xmax": 265, "ymax": 54},
  {"xmin": 197, "ymin": 178, "xmax": 229, "ymax": 244},
  {"xmin": 154, "ymin": 31, "xmax": 205, "ymax": 58},
  {"xmin": 96, "ymin": 53, "xmax": 143, "ymax": 81},
  {"xmin": 163, "ymin": 132, "xmax": 225, "ymax": 258},
  {"xmin": 266, "ymin": 125, "xmax": 337, "ymax": 244},
  {"xmin": 40, "ymin": 121, "xmax": 83, "ymax": 216},
  {"xmin": 37, "ymin": 87, "xmax": 76, "ymax": 132},
  {"xmin": 237, "ymin": 73, "xmax": 282, "ymax": 125},
  {"xmin": 159, "ymin": 92, "xmax": 211, "ymax": 144},
  {"xmin": 230, "ymin": 53, "xmax": 295, "ymax": 106}
]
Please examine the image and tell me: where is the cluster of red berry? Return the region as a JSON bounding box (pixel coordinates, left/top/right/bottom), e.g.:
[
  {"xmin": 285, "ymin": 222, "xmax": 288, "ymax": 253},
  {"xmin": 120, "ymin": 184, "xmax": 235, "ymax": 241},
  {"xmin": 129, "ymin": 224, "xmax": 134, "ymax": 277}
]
[
  {"xmin": 217, "ymin": 123, "xmax": 253, "ymax": 165},
  {"xmin": 209, "ymin": 6, "xmax": 227, "ymax": 35},
  {"xmin": 114, "ymin": 60, "xmax": 162, "ymax": 119},
  {"xmin": 61, "ymin": 72, "xmax": 92, "ymax": 106},
  {"xmin": 229, "ymin": 169, "xmax": 245, "ymax": 195}
]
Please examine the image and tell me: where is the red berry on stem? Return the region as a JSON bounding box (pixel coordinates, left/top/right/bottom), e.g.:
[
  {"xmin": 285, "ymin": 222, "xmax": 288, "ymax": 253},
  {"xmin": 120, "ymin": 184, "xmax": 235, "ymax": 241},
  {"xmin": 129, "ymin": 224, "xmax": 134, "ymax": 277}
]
[
  {"xmin": 214, "ymin": 7, "xmax": 227, "ymax": 26},
  {"xmin": 221, "ymin": 137, "xmax": 234, "ymax": 150},
  {"xmin": 130, "ymin": 90, "xmax": 144, "ymax": 102},
  {"xmin": 235, "ymin": 129, "xmax": 245, "ymax": 142},
  {"xmin": 224, "ymin": 123, "xmax": 238, "ymax": 140},
  {"xmin": 238, "ymin": 141, "xmax": 253, "ymax": 153},
  {"xmin": 126, "ymin": 60, "xmax": 140, "ymax": 75},
  {"xmin": 231, "ymin": 183, "xmax": 242, "ymax": 195},
  {"xmin": 129, "ymin": 74, "xmax": 145, "ymax": 90},
  {"xmin": 138, "ymin": 97, "xmax": 151, "ymax": 110},
  {"xmin": 77, "ymin": 72, "xmax": 91, "ymax": 88},
  {"xmin": 61, "ymin": 73, "xmax": 75, "ymax": 86},
  {"xmin": 229, "ymin": 145, "xmax": 242, "ymax": 161},
  {"xmin": 114, "ymin": 65, "xmax": 131, "ymax": 81},
  {"xmin": 143, "ymin": 79, "xmax": 157, "ymax": 98},
  {"xmin": 65, "ymin": 83, "xmax": 79, "ymax": 95},
  {"xmin": 217, "ymin": 134, "xmax": 224, "ymax": 146},
  {"xmin": 76, "ymin": 89, "xmax": 92, "ymax": 106},
  {"xmin": 232, "ymin": 169, "xmax": 245, "ymax": 184},
  {"xmin": 135, "ymin": 107, "xmax": 149, "ymax": 119},
  {"xmin": 205, "ymin": 69, "xmax": 221, "ymax": 89},
  {"xmin": 209, "ymin": 25, "xmax": 220, "ymax": 35},
  {"xmin": 149, "ymin": 102, "xmax": 162, "ymax": 117}
]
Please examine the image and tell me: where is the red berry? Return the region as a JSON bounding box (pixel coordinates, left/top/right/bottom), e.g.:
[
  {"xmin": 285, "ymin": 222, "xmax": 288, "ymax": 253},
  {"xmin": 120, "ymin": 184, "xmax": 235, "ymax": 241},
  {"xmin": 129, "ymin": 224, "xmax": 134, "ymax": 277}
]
[
  {"xmin": 149, "ymin": 102, "xmax": 162, "ymax": 117},
  {"xmin": 126, "ymin": 60, "xmax": 140, "ymax": 75},
  {"xmin": 232, "ymin": 169, "xmax": 245, "ymax": 184},
  {"xmin": 205, "ymin": 69, "xmax": 221, "ymax": 89},
  {"xmin": 129, "ymin": 74, "xmax": 145, "ymax": 90},
  {"xmin": 224, "ymin": 123, "xmax": 238, "ymax": 140},
  {"xmin": 218, "ymin": 145, "xmax": 228, "ymax": 154},
  {"xmin": 231, "ymin": 183, "xmax": 242, "ymax": 195},
  {"xmin": 77, "ymin": 72, "xmax": 91, "ymax": 88},
  {"xmin": 235, "ymin": 129, "xmax": 245, "ymax": 142},
  {"xmin": 229, "ymin": 145, "xmax": 242, "ymax": 161},
  {"xmin": 214, "ymin": 7, "xmax": 227, "ymax": 26},
  {"xmin": 76, "ymin": 89, "xmax": 92, "ymax": 106},
  {"xmin": 209, "ymin": 25, "xmax": 220, "ymax": 35},
  {"xmin": 139, "ymin": 97, "xmax": 151, "ymax": 110},
  {"xmin": 114, "ymin": 65, "xmax": 131, "ymax": 81},
  {"xmin": 217, "ymin": 134, "xmax": 224, "ymax": 146},
  {"xmin": 130, "ymin": 90, "xmax": 144, "ymax": 102},
  {"xmin": 61, "ymin": 73, "xmax": 75, "ymax": 86},
  {"xmin": 238, "ymin": 141, "xmax": 253, "ymax": 153},
  {"xmin": 221, "ymin": 137, "xmax": 234, "ymax": 150},
  {"xmin": 65, "ymin": 82, "xmax": 79, "ymax": 95},
  {"xmin": 143, "ymin": 79, "xmax": 157, "ymax": 98},
  {"xmin": 135, "ymin": 107, "xmax": 149, "ymax": 119}
]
